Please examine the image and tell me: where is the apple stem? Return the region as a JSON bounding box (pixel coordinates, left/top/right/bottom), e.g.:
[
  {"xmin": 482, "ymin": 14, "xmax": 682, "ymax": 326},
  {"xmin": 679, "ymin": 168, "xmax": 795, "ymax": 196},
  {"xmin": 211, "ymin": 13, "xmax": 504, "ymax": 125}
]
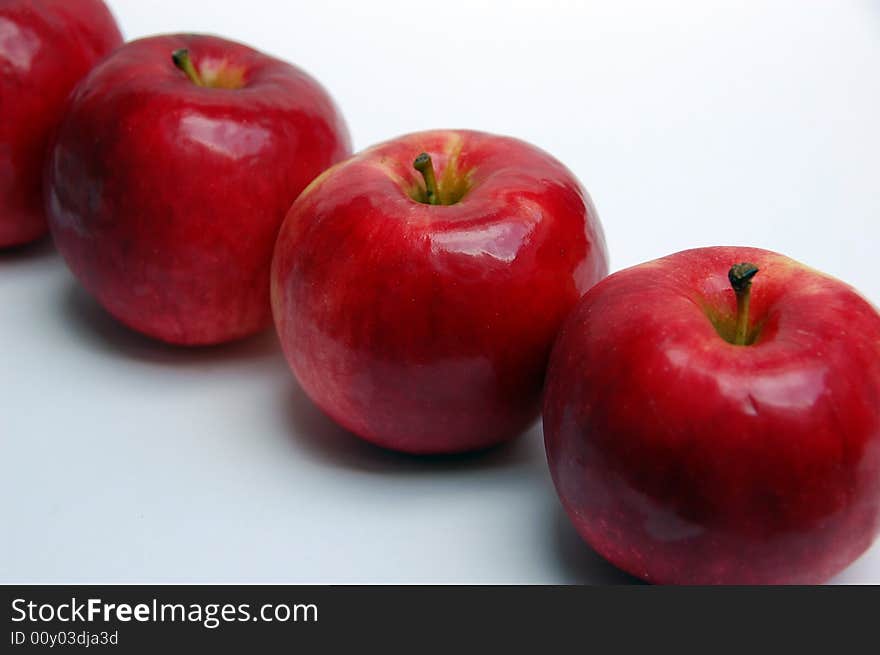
[
  {"xmin": 172, "ymin": 49, "xmax": 204, "ymax": 86},
  {"xmin": 413, "ymin": 153, "xmax": 440, "ymax": 205},
  {"xmin": 728, "ymin": 262, "xmax": 759, "ymax": 346}
]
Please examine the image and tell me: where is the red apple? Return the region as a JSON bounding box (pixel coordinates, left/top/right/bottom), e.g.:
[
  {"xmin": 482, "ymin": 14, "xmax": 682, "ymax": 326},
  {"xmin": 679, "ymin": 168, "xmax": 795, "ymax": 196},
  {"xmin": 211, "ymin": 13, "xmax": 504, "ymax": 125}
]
[
  {"xmin": 272, "ymin": 130, "xmax": 608, "ymax": 454},
  {"xmin": 544, "ymin": 246, "xmax": 880, "ymax": 584},
  {"xmin": 45, "ymin": 34, "xmax": 351, "ymax": 344},
  {"xmin": 0, "ymin": 0, "xmax": 121, "ymax": 248}
]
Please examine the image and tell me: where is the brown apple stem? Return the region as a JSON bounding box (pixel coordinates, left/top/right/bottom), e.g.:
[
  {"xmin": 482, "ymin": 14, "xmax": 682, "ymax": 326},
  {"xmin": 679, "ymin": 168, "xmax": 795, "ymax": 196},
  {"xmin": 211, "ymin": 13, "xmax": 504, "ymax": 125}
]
[
  {"xmin": 172, "ymin": 49, "xmax": 204, "ymax": 86},
  {"xmin": 413, "ymin": 153, "xmax": 440, "ymax": 205},
  {"xmin": 728, "ymin": 262, "xmax": 759, "ymax": 346}
]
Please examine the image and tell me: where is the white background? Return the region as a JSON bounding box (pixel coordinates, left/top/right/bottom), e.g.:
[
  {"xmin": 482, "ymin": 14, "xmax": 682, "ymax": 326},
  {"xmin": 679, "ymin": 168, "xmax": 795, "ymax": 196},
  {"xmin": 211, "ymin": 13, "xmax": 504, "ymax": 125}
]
[{"xmin": 2, "ymin": 0, "xmax": 879, "ymax": 583}]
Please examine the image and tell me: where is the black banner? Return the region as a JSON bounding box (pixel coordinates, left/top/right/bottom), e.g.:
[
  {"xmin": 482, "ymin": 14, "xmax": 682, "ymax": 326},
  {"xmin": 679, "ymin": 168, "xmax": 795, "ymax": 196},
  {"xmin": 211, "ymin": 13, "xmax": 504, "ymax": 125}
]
[{"xmin": 1, "ymin": 585, "xmax": 873, "ymax": 651}]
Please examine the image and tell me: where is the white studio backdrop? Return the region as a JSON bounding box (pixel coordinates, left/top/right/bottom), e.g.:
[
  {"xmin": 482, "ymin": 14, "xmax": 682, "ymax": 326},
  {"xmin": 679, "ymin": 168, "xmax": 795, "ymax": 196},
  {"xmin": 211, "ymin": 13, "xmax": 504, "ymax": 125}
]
[{"xmin": 2, "ymin": 0, "xmax": 879, "ymax": 583}]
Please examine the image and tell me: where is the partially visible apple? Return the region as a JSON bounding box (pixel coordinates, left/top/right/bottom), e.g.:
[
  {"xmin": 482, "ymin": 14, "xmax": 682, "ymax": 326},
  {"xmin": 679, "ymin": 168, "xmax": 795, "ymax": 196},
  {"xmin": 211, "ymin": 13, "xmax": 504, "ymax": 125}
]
[
  {"xmin": 45, "ymin": 34, "xmax": 351, "ymax": 344},
  {"xmin": 0, "ymin": 0, "xmax": 121, "ymax": 248},
  {"xmin": 272, "ymin": 129, "xmax": 608, "ymax": 454},
  {"xmin": 544, "ymin": 246, "xmax": 880, "ymax": 584}
]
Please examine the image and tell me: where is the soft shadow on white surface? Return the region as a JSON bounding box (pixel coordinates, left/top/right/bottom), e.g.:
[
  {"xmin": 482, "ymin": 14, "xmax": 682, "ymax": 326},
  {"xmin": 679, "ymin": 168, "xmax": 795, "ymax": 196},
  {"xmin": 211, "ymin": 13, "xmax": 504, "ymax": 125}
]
[
  {"xmin": 58, "ymin": 280, "xmax": 281, "ymax": 367},
  {"xmin": 549, "ymin": 503, "xmax": 643, "ymax": 585},
  {"xmin": 0, "ymin": 236, "xmax": 56, "ymax": 266},
  {"xmin": 281, "ymin": 379, "xmax": 537, "ymax": 476}
]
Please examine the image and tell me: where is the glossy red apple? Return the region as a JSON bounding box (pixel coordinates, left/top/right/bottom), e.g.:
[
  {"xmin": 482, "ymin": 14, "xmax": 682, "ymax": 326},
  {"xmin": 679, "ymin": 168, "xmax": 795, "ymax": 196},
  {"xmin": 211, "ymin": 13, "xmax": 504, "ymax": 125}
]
[
  {"xmin": 272, "ymin": 129, "xmax": 608, "ymax": 454},
  {"xmin": 45, "ymin": 34, "xmax": 351, "ymax": 344},
  {"xmin": 0, "ymin": 0, "xmax": 121, "ymax": 248},
  {"xmin": 544, "ymin": 246, "xmax": 880, "ymax": 584}
]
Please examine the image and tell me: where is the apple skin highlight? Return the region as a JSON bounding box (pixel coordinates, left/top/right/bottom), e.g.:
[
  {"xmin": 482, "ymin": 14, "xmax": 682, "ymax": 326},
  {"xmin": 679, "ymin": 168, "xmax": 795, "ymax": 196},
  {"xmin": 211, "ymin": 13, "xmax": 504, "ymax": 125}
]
[
  {"xmin": 45, "ymin": 33, "xmax": 352, "ymax": 345},
  {"xmin": 543, "ymin": 246, "xmax": 880, "ymax": 584},
  {"xmin": 272, "ymin": 129, "xmax": 609, "ymax": 454},
  {"xmin": 0, "ymin": 0, "xmax": 122, "ymax": 248}
]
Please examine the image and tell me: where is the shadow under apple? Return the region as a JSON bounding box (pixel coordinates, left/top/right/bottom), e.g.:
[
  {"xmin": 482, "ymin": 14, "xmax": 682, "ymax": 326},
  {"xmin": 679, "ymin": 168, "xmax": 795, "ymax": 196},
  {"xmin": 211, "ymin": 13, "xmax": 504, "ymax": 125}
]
[
  {"xmin": 58, "ymin": 280, "xmax": 281, "ymax": 368},
  {"xmin": 549, "ymin": 502, "xmax": 644, "ymax": 585},
  {"xmin": 0, "ymin": 236, "xmax": 56, "ymax": 267},
  {"xmin": 280, "ymin": 378, "xmax": 540, "ymax": 477}
]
